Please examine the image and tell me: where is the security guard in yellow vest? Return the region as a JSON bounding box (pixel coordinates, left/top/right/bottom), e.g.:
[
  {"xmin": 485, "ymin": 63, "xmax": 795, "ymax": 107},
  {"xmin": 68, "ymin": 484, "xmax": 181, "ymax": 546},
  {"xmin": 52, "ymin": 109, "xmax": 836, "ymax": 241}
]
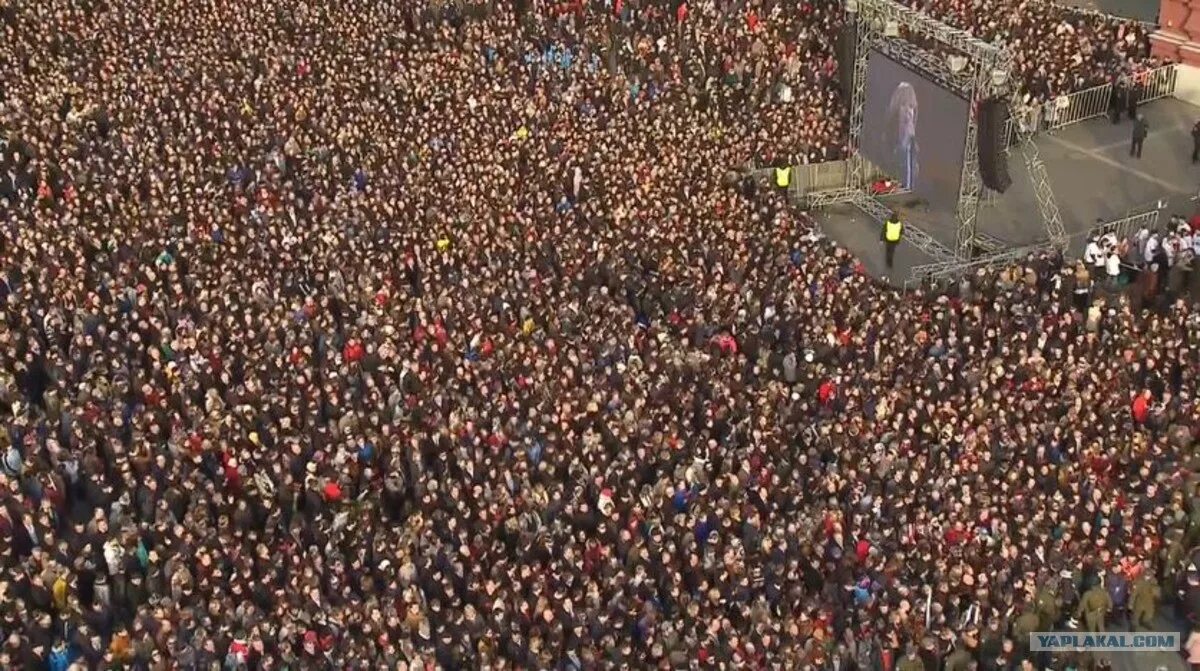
[
  {"xmin": 774, "ymin": 166, "xmax": 791, "ymax": 190},
  {"xmin": 881, "ymin": 214, "xmax": 903, "ymax": 269}
]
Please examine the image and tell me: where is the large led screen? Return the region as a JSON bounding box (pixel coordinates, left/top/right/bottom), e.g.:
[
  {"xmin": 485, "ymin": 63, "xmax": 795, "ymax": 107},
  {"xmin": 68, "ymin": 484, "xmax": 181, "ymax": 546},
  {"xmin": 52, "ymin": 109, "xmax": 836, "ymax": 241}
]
[{"xmin": 861, "ymin": 51, "xmax": 969, "ymax": 213}]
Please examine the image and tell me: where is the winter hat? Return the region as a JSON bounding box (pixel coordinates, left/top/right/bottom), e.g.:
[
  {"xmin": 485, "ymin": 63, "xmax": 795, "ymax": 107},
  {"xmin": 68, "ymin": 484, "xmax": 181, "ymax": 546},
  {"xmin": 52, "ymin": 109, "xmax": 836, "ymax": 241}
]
[{"xmin": 1, "ymin": 447, "xmax": 21, "ymax": 477}]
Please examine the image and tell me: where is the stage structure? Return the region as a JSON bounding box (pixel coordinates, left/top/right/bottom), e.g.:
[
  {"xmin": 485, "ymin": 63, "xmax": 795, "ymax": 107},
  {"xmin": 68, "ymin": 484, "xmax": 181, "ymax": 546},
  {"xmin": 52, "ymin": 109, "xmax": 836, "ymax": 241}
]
[
  {"xmin": 811, "ymin": 0, "xmax": 1065, "ymax": 262},
  {"xmin": 1006, "ymin": 103, "xmax": 1068, "ymax": 252}
]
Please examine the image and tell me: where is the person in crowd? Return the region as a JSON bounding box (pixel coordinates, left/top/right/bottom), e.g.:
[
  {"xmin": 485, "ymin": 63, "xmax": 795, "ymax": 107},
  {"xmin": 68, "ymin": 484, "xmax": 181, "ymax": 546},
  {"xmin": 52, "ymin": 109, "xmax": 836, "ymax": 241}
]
[
  {"xmin": 1191, "ymin": 119, "xmax": 1200, "ymax": 163},
  {"xmin": 0, "ymin": 0, "xmax": 1188, "ymax": 668},
  {"xmin": 1110, "ymin": 76, "xmax": 1126, "ymax": 124},
  {"xmin": 1131, "ymin": 113, "xmax": 1149, "ymax": 159}
]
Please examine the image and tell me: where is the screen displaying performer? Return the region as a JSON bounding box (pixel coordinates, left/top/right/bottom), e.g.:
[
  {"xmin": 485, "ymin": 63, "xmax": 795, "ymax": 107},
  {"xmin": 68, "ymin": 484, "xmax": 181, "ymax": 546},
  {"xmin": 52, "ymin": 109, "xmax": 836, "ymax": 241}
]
[{"xmin": 861, "ymin": 51, "xmax": 969, "ymax": 213}]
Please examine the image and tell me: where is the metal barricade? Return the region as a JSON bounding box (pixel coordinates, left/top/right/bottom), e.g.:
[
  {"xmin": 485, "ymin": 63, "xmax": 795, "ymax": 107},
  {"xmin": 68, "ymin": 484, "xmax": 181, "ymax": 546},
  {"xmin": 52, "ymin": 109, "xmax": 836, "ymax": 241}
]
[
  {"xmin": 1087, "ymin": 208, "xmax": 1161, "ymax": 243},
  {"xmin": 748, "ymin": 157, "xmax": 915, "ymax": 200},
  {"xmin": 1041, "ymin": 64, "xmax": 1178, "ymax": 133},
  {"xmin": 798, "ymin": 160, "xmax": 850, "ymax": 194},
  {"xmin": 1137, "ymin": 65, "xmax": 1178, "ymax": 104},
  {"xmin": 997, "ymin": 65, "xmax": 1180, "ymax": 144},
  {"xmin": 906, "ymin": 240, "xmax": 1057, "ymax": 286},
  {"xmin": 748, "ymin": 161, "xmax": 851, "ymax": 199},
  {"xmin": 1045, "ymin": 85, "xmax": 1113, "ymax": 131}
]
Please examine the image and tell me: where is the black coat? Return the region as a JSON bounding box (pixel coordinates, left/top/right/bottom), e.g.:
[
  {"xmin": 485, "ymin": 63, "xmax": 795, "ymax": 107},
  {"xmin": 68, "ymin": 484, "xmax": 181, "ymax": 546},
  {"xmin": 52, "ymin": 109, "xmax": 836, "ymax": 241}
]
[{"xmin": 1133, "ymin": 119, "xmax": 1149, "ymax": 140}]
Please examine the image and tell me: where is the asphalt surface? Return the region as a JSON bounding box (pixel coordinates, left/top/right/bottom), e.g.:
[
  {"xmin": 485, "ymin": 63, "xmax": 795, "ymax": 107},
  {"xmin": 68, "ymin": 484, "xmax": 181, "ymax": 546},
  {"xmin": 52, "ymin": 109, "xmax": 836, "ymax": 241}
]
[{"xmin": 1062, "ymin": 0, "xmax": 1159, "ymax": 23}]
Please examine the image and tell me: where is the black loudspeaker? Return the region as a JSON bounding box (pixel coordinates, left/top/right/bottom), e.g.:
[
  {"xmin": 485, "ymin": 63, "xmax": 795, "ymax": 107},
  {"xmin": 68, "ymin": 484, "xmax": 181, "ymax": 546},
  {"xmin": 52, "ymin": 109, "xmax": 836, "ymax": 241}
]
[
  {"xmin": 977, "ymin": 98, "xmax": 1012, "ymax": 193},
  {"xmin": 835, "ymin": 23, "xmax": 857, "ymax": 103}
]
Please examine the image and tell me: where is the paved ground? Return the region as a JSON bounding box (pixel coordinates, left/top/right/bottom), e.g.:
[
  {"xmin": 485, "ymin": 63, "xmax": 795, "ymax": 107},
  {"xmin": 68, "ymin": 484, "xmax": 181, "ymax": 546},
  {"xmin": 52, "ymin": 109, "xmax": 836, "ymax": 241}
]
[
  {"xmin": 816, "ymin": 98, "xmax": 1200, "ymax": 285},
  {"xmin": 810, "ymin": 202, "xmax": 939, "ymax": 288},
  {"xmin": 1096, "ymin": 614, "xmax": 1190, "ymax": 671},
  {"xmin": 980, "ymin": 97, "xmax": 1200, "ymax": 247},
  {"xmin": 1062, "ymin": 0, "xmax": 1159, "ymax": 22}
]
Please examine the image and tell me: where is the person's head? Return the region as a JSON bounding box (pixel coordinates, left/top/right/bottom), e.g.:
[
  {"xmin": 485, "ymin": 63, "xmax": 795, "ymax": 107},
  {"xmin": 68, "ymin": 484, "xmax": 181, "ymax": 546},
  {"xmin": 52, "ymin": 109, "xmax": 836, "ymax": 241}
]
[{"xmin": 887, "ymin": 82, "xmax": 919, "ymax": 143}]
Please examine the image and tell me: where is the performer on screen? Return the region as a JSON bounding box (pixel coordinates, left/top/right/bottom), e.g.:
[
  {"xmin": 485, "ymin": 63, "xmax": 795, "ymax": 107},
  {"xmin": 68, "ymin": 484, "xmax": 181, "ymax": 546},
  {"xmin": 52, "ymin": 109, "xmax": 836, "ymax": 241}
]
[{"xmin": 885, "ymin": 82, "xmax": 919, "ymax": 190}]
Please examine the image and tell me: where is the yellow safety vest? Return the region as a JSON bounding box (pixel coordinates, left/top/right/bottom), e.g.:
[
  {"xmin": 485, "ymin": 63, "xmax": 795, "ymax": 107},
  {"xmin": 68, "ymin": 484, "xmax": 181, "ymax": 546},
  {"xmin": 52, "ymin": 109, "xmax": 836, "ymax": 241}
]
[
  {"xmin": 774, "ymin": 166, "xmax": 791, "ymax": 188},
  {"xmin": 884, "ymin": 220, "xmax": 902, "ymax": 242}
]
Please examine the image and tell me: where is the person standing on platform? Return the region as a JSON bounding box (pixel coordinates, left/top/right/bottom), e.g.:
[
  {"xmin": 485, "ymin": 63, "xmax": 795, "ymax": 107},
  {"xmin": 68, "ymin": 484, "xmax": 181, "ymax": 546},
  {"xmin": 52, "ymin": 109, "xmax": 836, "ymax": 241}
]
[
  {"xmin": 1130, "ymin": 114, "xmax": 1148, "ymax": 159},
  {"xmin": 881, "ymin": 212, "xmax": 903, "ymax": 270}
]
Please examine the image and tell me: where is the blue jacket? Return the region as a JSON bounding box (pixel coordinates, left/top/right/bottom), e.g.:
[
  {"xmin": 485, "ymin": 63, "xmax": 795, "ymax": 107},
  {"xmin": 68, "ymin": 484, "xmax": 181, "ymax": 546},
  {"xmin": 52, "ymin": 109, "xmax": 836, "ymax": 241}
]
[{"xmin": 47, "ymin": 645, "xmax": 73, "ymax": 671}]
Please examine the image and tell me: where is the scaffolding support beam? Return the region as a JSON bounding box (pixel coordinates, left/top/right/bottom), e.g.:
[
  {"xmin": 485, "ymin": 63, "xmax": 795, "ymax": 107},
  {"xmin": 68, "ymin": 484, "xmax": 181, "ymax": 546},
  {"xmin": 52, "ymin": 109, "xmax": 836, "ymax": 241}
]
[
  {"xmin": 850, "ymin": 0, "xmax": 1001, "ymax": 62},
  {"xmin": 846, "ymin": 15, "xmax": 876, "ymax": 191},
  {"xmin": 908, "ymin": 240, "xmax": 1057, "ymax": 286},
  {"xmin": 843, "ymin": 0, "xmax": 1015, "ymax": 261},
  {"xmin": 1008, "ymin": 101, "xmax": 1067, "ymax": 251}
]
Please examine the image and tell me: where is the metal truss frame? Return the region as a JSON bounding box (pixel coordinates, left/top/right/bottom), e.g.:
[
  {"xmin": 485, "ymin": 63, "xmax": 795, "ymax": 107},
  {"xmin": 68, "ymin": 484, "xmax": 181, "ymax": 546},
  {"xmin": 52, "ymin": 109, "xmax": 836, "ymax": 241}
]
[
  {"xmin": 845, "ymin": 15, "xmax": 875, "ymax": 192},
  {"xmin": 805, "ymin": 188, "xmax": 955, "ymax": 262},
  {"xmin": 907, "ymin": 239, "xmax": 1056, "ymax": 286},
  {"xmin": 842, "ymin": 0, "xmax": 1015, "ymax": 261},
  {"xmin": 1007, "ymin": 102, "xmax": 1067, "ymax": 251},
  {"xmin": 874, "ymin": 37, "xmax": 974, "ymax": 96}
]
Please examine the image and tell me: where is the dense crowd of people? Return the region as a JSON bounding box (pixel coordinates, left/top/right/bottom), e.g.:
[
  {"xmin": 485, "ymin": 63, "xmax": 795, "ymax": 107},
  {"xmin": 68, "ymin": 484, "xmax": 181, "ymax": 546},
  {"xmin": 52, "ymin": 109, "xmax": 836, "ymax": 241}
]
[
  {"xmin": 915, "ymin": 0, "xmax": 1155, "ymax": 104},
  {"xmin": 1082, "ymin": 216, "xmax": 1200, "ymax": 301},
  {"xmin": 0, "ymin": 0, "xmax": 1191, "ymax": 669}
]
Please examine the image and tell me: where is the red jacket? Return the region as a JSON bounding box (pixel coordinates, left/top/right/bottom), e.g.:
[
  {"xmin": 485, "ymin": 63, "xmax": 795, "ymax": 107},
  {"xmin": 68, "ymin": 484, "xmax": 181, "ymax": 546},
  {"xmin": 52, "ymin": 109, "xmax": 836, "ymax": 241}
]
[
  {"xmin": 746, "ymin": 10, "xmax": 760, "ymax": 32},
  {"xmin": 221, "ymin": 453, "xmax": 243, "ymax": 492},
  {"xmin": 855, "ymin": 539, "xmax": 871, "ymax": 563},
  {"xmin": 818, "ymin": 380, "xmax": 837, "ymax": 404},
  {"xmin": 1131, "ymin": 394, "xmax": 1150, "ymax": 424}
]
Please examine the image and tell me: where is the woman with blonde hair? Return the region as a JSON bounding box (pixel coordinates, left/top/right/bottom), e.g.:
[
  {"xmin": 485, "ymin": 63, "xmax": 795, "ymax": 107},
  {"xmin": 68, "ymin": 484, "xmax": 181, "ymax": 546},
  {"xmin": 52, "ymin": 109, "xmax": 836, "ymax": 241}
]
[{"xmin": 885, "ymin": 82, "xmax": 920, "ymax": 189}]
